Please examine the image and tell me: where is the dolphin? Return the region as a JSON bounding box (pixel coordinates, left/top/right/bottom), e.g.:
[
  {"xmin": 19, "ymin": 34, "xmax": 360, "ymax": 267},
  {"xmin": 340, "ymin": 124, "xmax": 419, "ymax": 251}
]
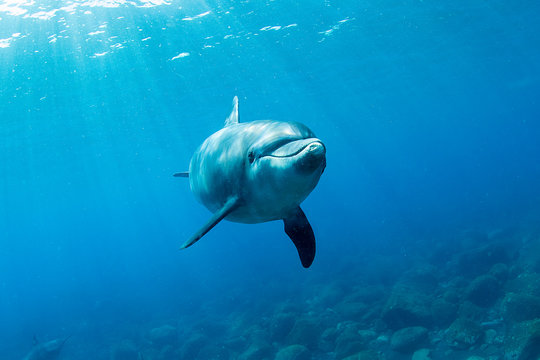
[
  {"xmin": 23, "ymin": 336, "xmax": 70, "ymax": 360},
  {"xmin": 175, "ymin": 96, "xmax": 326, "ymax": 267}
]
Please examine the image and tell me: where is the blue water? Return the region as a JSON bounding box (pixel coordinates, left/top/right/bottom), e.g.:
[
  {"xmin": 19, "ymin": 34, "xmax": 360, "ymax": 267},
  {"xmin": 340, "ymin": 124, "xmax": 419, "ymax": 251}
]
[{"xmin": 1, "ymin": 1, "xmax": 540, "ymax": 359}]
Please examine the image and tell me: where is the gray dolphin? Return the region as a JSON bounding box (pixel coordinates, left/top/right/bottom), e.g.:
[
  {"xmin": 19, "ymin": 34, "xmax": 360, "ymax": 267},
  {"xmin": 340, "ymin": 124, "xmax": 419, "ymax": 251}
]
[
  {"xmin": 23, "ymin": 336, "xmax": 70, "ymax": 360},
  {"xmin": 175, "ymin": 96, "xmax": 326, "ymax": 267}
]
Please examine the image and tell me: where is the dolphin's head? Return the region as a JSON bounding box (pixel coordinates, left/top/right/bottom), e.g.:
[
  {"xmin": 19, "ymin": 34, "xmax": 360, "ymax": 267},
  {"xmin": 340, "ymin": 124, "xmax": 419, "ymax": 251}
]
[{"xmin": 245, "ymin": 121, "xmax": 326, "ymax": 215}]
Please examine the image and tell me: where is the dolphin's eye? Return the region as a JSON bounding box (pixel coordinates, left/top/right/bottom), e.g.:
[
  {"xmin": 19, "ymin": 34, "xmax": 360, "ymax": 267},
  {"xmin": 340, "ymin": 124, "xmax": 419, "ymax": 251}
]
[{"xmin": 248, "ymin": 151, "xmax": 255, "ymax": 164}]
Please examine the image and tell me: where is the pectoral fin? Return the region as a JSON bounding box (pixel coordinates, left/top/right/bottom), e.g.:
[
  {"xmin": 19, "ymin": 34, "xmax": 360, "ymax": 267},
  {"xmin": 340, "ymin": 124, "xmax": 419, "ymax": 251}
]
[
  {"xmin": 181, "ymin": 196, "xmax": 240, "ymax": 249},
  {"xmin": 283, "ymin": 207, "xmax": 316, "ymax": 268}
]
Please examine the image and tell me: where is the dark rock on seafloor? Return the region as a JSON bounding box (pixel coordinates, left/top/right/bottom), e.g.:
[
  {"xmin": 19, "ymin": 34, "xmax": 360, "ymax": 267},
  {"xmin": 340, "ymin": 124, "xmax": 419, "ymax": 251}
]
[
  {"xmin": 320, "ymin": 327, "xmax": 338, "ymax": 352},
  {"xmin": 341, "ymin": 350, "xmax": 383, "ymax": 360},
  {"xmin": 430, "ymin": 298, "xmax": 458, "ymax": 327},
  {"xmin": 381, "ymin": 265, "xmax": 442, "ymax": 330},
  {"xmin": 456, "ymin": 241, "xmax": 512, "ymax": 277},
  {"xmin": 111, "ymin": 340, "xmax": 139, "ymax": 360},
  {"xmin": 334, "ymin": 301, "xmax": 369, "ymax": 321},
  {"xmin": 270, "ymin": 313, "xmax": 297, "ymax": 342},
  {"xmin": 197, "ymin": 344, "xmax": 231, "ymax": 360},
  {"xmin": 239, "ymin": 342, "xmax": 274, "ymax": 360},
  {"xmin": 274, "ymin": 344, "xmax": 310, "ymax": 360},
  {"xmin": 286, "ymin": 318, "xmax": 323, "ymax": 350},
  {"xmin": 157, "ymin": 345, "xmax": 176, "ymax": 359},
  {"xmin": 506, "ymin": 273, "xmax": 540, "ymax": 297},
  {"xmin": 465, "ymin": 275, "xmax": 502, "ymax": 307},
  {"xmin": 344, "ymin": 284, "xmax": 387, "ymax": 305},
  {"xmin": 502, "ymin": 292, "xmax": 540, "ymax": 323},
  {"xmin": 223, "ymin": 336, "xmax": 248, "ymax": 352},
  {"xmin": 309, "ymin": 283, "xmax": 345, "ymax": 308},
  {"xmin": 458, "ymin": 301, "xmax": 488, "ymax": 322},
  {"xmin": 334, "ymin": 323, "xmax": 370, "ymax": 359},
  {"xmin": 489, "ymin": 263, "xmax": 510, "ymax": 282},
  {"xmin": 390, "ymin": 326, "xmax": 429, "ymax": 353},
  {"xmin": 382, "ymin": 282, "xmax": 434, "ymax": 329},
  {"xmin": 179, "ymin": 333, "xmax": 207, "ymax": 359},
  {"xmin": 445, "ymin": 318, "xmax": 483, "ymax": 350},
  {"xmin": 505, "ymin": 319, "xmax": 540, "ymax": 360},
  {"xmin": 148, "ymin": 324, "xmax": 178, "ymax": 347}
]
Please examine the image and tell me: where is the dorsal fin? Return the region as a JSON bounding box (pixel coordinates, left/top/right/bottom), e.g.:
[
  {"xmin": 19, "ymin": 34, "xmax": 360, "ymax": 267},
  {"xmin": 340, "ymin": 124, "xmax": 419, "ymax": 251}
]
[{"xmin": 224, "ymin": 96, "xmax": 239, "ymax": 127}]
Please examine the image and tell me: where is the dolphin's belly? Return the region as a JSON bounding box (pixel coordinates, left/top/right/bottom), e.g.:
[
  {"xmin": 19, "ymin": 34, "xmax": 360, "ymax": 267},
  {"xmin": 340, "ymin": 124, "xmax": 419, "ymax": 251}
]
[{"xmin": 226, "ymin": 200, "xmax": 298, "ymax": 224}]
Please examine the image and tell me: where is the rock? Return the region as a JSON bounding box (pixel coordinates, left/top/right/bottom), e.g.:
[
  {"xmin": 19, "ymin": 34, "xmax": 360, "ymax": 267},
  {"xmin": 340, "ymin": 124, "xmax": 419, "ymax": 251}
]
[
  {"xmin": 111, "ymin": 340, "xmax": 138, "ymax": 360},
  {"xmin": 223, "ymin": 336, "xmax": 247, "ymax": 352},
  {"xmin": 309, "ymin": 284, "xmax": 344, "ymax": 308},
  {"xmin": 458, "ymin": 301, "xmax": 487, "ymax": 322},
  {"xmin": 445, "ymin": 318, "xmax": 483, "ymax": 349},
  {"xmin": 412, "ymin": 348, "xmax": 431, "ymax": 360},
  {"xmin": 286, "ymin": 318, "xmax": 323, "ymax": 350},
  {"xmin": 158, "ymin": 345, "xmax": 176, "ymax": 359},
  {"xmin": 180, "ymin": 333, "xmax": 207, "ymax": 359},
  {"xmin": 374, "ymin": 335, "xmax": 389, "ymax": 346},
  {"xmin": 357, "ymin": 330, "xmax": 377, "ymax": 343},
  {"xmin": 334, "ymin": 323, "xmax": 368, "ymax": 359},
  {"xmin": 334, "ymin": 301, "xmax": 369, "ymax": 320},
  {"xmin": 443, "ymin": 288, "xmax": 461, "ymax": 304},
  {"xmin": 341, "ymin": 350, "xmax": 382, "ymax": 360},
  {"xmin": 274, "ymin": 345, "xmax": 310, "ymax": 360},
  {"xmin": 484, "ymin": 329, "xmax": 498, "ymax": 345},
  {"xmin": 192, "ymin": 318, "xmax": 227, "ymax": 337},
  {"xmin": 430, "ymin": 298, "xmax": 458, "ymax": 327},
  {"xmin": 390, "ymin": 326, "xmax": 429, "ymax": 353},
  {"xmin": 505, "ymin": 319, "xmax": 540, "ymax": 360},
  {"xmin": 248, "ymin": 328, "xmax": 271, "ymax": 344},
  {"xmin": 239, "ymin": 342, "xmax": 273, "ymax": 360},
  {"xmin": 148, "ymin": 325, "xmax": 177, "ymax": 347},
  {"xmin": 197, "ymin": 344, "xmax": 230, "ymax": 360},
  {"xmin": 320, "ymin": 327, "xmax": 338, "ymax": 352},
  {"xmin": 382, "ymin": 282, "xmax": 433, "ymax": 329},
  {"xmin": 489, "ymin": 263, "xmax": 509, "ymax": 281},
  {"xmin": 270, "ymin": 313, "xmax": 296, "ymax": 342},
  {"xmin": 346, "ymin": 285, "xmax": 387, "ymax": 304},
  {"xmin": 466, "ymin": 275, "xmax": 501, "ymax": 307},
  {"xmin": 506, "ymin": 273, "xmax": 540, "ymax": 297},
  {"xmin": 456, "ymin": 241, "xmax": 511, "ymax": 277},
  {"xmin": 502, "ymin": 292, "xmax": 540, "ymax": 322}
]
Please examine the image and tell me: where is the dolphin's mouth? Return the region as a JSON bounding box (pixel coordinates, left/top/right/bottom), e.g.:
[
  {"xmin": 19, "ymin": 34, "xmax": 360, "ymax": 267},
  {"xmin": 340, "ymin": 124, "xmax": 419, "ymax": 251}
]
[{"xmin": 264, "ymin": 138, "xmax": 324, "ymax": 158}]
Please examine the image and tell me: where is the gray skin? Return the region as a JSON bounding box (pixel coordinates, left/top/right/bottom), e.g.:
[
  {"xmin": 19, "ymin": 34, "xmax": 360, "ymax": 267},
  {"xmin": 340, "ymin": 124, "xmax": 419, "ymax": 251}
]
[
  {"xmin": 176, "ymin": 97, "xmax": 326, "ymax": 268},
  {"xmin": 23, "ymin": 337, "xmax": 69, "ymax": 360}
]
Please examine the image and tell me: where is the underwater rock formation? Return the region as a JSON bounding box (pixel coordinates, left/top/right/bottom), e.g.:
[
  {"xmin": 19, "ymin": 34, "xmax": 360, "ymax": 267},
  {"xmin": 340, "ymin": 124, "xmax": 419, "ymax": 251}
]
[
  {"xmin": 445, "ymin": 318, "xmax": 483, "ymax": 349},
  {"xmin": 390, "ymin": 326, "xmax": 429, "ymax": 353},
  {"xmin": 274, "ymin": 344, "xmax": 310, "ymax": 360}
]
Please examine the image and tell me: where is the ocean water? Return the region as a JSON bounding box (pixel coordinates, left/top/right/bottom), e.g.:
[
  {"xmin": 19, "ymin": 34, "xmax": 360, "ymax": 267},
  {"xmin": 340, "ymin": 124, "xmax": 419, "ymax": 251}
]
[{"xmin": 1, "ymin": 0, "xmax": 540, "ymax": 359}]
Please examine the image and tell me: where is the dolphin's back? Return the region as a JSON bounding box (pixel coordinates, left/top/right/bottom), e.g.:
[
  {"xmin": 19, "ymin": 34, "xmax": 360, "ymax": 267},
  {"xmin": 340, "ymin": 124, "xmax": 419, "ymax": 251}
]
[{"xmin": 189, "ymin": 123, "xmax": 251, "ymax": 212}]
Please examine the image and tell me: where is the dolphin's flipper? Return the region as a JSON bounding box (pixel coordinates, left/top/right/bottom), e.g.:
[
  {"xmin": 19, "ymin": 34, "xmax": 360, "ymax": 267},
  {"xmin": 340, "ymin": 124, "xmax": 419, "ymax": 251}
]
[
  {"xmin": 173, "ymin": 172, "xmax": 189, "ymax": 178},
  {"xmin": 181, "ymin": 196, "xmax": 240, "ymax": 249},
  {"xmin": 225, "ymin": 96, "xmax": 239, "ymax": 127},
  {"xmin": 283, "ymin": 207, "xmax": 316, "ymax": 268}
]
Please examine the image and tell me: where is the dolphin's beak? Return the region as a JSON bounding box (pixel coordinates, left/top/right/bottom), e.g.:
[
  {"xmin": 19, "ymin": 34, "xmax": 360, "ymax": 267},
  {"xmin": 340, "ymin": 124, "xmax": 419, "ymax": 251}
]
[{"xmin": 298, "ymin": 141, "xmax": 325, "ymax": 171}]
